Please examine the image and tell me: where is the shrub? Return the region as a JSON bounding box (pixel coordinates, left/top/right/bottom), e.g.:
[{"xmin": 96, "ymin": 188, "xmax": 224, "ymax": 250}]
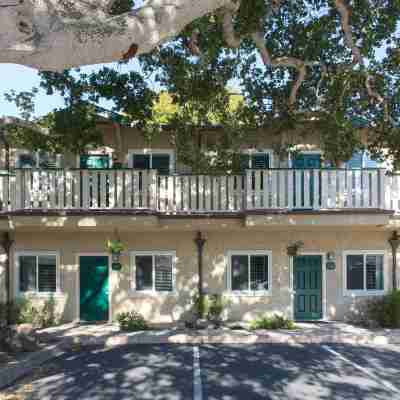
[
  {"xmin": 250, "ymin": 314, "xmax": 295, "ymax": 330},
  {"xmin": 346, "ymin": 290, "xmax": 400, "ymax": 328},
  {"xmin": 207, "ymin": 294, "xmax": 229, "ymax": 323},
  {"xmin": 192, "ymin": 294, "xmax": 210, "ymax": 319},
  {"xmin": 117, "ymin": 311, "xmax": 148, "ymax": 331},
  {"xmin": 0, "ymin": 297, "xmax": 60, "ymax": 328}
]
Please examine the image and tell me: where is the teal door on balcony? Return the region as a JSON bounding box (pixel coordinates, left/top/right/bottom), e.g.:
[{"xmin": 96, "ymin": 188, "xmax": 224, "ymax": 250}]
[
  {"xmin": 294, "ymin": 255, "xmax": 323, "ymax": 321},
  {"xmin": 292, "ymin": 154, "xmax": 322, "ymax": 207},
  {"xmin": 79, "ymin": 256, "xmax": 109, "ymax": 322}
]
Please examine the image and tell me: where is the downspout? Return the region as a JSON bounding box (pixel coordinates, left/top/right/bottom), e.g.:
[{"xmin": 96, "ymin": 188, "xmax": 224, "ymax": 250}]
[
  {"xmin": 1, "ymin": 232, "xmax": 14, "ymax": 325},
  {"xmin": 389, "ymin": 231, "xmax": 400, "ymax": 291},
  {"xmin": 194, "ymin": 231, "xmax": 207, "ymax": 318}
]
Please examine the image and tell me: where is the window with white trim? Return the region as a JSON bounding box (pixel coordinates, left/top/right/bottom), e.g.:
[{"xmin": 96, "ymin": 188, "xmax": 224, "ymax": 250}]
[
  {"xmin": 17, "ymin": 253, "xmax": 59, "ymax": 294},
  {"xmin": 239, "ymin": 151, "xmax": 272, "ymax": 171},
  {"xmin": 132, "ymin": 252, "xmax": 175, "ymax": 292},
  {"xmin": 129, "ymin": 150, "xmax": 173, "ymax": 175},
  {"xmin": 16, "ymin": 151, "xmax": 61, "ymax": 169},
  {"xmin": 344, "ymin": 252, "xmax": 384, "ymax": 293},
  {"xmin": 228, "ymin": 251, "xmax": 271, "ymax": 294}
]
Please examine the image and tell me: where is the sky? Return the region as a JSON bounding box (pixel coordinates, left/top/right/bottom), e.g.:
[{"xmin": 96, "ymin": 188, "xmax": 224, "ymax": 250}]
[{"xmin": 0, "ymin": 59, "xmax": 151, "ymax": 118}]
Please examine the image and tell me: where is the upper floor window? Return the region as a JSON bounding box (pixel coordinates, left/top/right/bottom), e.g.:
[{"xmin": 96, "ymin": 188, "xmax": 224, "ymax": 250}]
[
  {"xmin": 227, "ymin": 251, "xmax": 271, "ymax": 295},
  {"xmin": 345, "ymin": 151, "xmax": 380, "ymax": 169},
  {"xmin": 16, "ymin": 151, "xmax": 61, "ymax": 169},
  {"xmin": 80, "ymin": 154, "xmax": 110, "ymax": 169},
  {"xmin": 344, "ymin": 251, "xmax": 385, "ymax": 295},
  {"xmin": 239, "ymin": 151, "xmax": 272, "ymax": 171},
  {"xmin": 129, "ymin": 150, "xmax": 173, "ymax": 175},
  {"xmin": 131, "ymin": 251, "xmax": 175, "ymax": 293},
  {"xmin": 292, "ymin": 153, "xmax": 322, "ymax": 169},
  {"xmin": 17, "ymin": 252, "xmax": 59, "ymax": 295}
]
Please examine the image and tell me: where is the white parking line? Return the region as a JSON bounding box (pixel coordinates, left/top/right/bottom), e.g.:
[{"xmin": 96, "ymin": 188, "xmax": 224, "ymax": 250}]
[
  {"xmin": 322, "ymin": 345, "xmax": 400, "ymax": 394},
  {"xmin": 193, "ymin": 346, "xmax": 203, "ymax": 400}
]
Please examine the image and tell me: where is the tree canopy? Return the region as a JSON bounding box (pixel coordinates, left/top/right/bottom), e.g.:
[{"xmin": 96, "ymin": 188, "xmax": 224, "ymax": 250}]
[{"xmin": 1, "ymin": 0, "xmax": 400, "ymax": 170}]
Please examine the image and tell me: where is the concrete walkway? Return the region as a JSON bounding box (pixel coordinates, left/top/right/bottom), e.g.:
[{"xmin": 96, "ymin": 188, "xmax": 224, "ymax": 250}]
[
  {"xmin": 1, "ymin": 321, "xmax": 400, "ymax": 390},
  {"xmin": 38, "ymin": 321, "xmax": 400, "ymax": 347}
]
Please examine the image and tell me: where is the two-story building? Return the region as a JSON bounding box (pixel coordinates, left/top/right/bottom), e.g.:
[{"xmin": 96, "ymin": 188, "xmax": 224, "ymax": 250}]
[{"xmin": 0, "ymin": 119, "xmax": 399, "ymax": 325}]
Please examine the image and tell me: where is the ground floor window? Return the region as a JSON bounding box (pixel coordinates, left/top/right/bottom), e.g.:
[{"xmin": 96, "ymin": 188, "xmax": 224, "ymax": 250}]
[
  {"xmin": 16, "ymin": 252, "xmax": 59, "ymax": 294},
  {"xmin": 227, "ymin": 251, "xmax": 271, "ymax": 294},
  {"xmin": 131, "ymin": 252, "xmax": 175, "ymax": 293},
  {"xmin": 344, "ymin": 252, "xmax": 384, "ymax": 294}
]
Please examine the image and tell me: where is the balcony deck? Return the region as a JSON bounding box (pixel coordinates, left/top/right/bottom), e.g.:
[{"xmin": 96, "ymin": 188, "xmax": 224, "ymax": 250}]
[{"xmin": 0, "ymin": 168, "xmax": 398, "ymax": 215}]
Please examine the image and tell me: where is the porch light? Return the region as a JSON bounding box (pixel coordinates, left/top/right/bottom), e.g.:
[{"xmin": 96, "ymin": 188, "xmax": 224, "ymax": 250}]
[
  {"xmin": 326, "ymin": 251, "xmax": 336, "ymax": 270},
  {"xmin": 388, "ymin": 231, "xmax": 400, "ymax": 290}
]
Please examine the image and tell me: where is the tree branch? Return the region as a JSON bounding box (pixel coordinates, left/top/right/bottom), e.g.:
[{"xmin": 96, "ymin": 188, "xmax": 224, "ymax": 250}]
[
  {"xmin": 335, "ymin": 0, "xmax": 363, "ymax": 65},
  {"xmin": 0, "ymin": 0, "xmax": 232, "ymax": 70}
]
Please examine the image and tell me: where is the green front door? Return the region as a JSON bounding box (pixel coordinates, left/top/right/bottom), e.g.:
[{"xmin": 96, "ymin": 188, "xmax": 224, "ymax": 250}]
[
  {"xmin": 79, "ymin": 256, "xmax": 109, "ymax": 322},
  {"xmin": 294, "ymin": 255, "xmax": 323, "ymax": 321}
]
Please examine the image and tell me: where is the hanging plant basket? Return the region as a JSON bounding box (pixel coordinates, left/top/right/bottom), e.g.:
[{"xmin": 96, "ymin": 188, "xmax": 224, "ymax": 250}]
[{"xmin": 112, "ymin": 262, "xmax": 123, "ymax": 271}]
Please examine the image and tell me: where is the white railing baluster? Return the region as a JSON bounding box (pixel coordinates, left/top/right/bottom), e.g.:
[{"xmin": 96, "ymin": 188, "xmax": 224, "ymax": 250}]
[
  {"xmin": 49, "ymin": 171, "xmax": 56, "ymax": 208},
  {"xmin": 303, "ymin": 170, "xmax": 310, "ymax": 208},
  {"xmin": 198, "ymin": 176, "xmax": 204, "ymax": 212},
  {"xmin": 175, "ymin": 175, "xmax": 182, "ymax": 212},
  {"xmin": 82, "ymin": 170, "xmax": 89, "ymax": 209},
  {"xmin": 379, "ymin": 170, "xmax": 386, "ymax": 210},
  {"xmin": 9, "ymin": 174, "xmax": 16, "ymax": 211},
  {"xmin": 116, "ymin": 171, "xmax": 124, "ymax": 208},
  {"xmin": 329, "ymin": 170, "xmax": 337, "ymax": 208},
  {"xmin": 99, "ymin": 171, "xmax": 107, "ymax": 208},
  {"xmin": 246, "ymin": 170, "xmax": 253, "ymax": 210},
  {"xmin": 295, "ymin": 170, "xmax": 302, "ymax": 208},
  {"xmin": 287, "ymin": 170, "xmax": 294, "ymax": 209},
  {"xmin": 125, "ymin": 171, "xmax": 132, "ymax": 209},
  {"xmin": 278, "ymin": 170, "xmax": 285, "ymax": 208},
  {"xmin": 15, "ymin": 170, "xmax": 23, "ymax": 209},
  {"xmin": 371, "ymin": 170, "xmax": 378, "ymax": 208},
  {"xmin": 313, "ymin": 170, "xmax": 320, "ymax": 209},
  {"xmin": 337, "ymin": 170, "xmax": 345, "ymax": 208},
  {"xmin": 204, "ymin": 176, "xmax": 212, "ymax": 211},
  {"xmin": 354, "ymin": 170, "xmax": 361, "ymax": 208},
  {"xmin": 362, "ymin": 170, "xmax": 370, "ymax": 208},
  {"xmin": 108, "ymin": 171, "xmax": 115, "ymax": 208},
  {"xmin": 24, "ymin": 170, "xmax": 31, "ymax": 209},
  {"xmin": 220, "ymin": 176, "xmax": 227, "ymax": 211},
  {"xmin": 190, "ymin": 176, "xmax": 197, "ymax": 211},
  {"xmin": 254, "ymin": 171, "xmax": 261, "ymax": 209},
  {"xmin": 148, "ymin": 170, "xmax": 157, "ymax": 210}
]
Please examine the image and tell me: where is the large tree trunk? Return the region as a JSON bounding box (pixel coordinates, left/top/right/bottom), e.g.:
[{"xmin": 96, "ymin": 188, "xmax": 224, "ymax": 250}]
[{"xmin": 0, "ymin": 0, "xmax": 230, "ymax": 71}]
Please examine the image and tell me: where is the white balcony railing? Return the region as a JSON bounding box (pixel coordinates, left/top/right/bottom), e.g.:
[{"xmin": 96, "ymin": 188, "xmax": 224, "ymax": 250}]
[{"xmin": 0, "ymin": 168, "xmax": 398, "ymax": 213}]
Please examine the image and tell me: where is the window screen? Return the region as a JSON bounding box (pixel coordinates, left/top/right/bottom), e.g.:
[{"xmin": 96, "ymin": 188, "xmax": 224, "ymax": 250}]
[
  {"xmin": 346, "ymin": 255, "xmax": 364, "ymax": 290},
  {"xmin": 155, "ymin": 255, "xmax": 173, "ymax": 292},
  {"xmin": 231, "ymin": 255, "xmax": 249, "ymax": 291},
  {"xmin": 20, "ymin": 256, "xmax": 37, "ymax": 292},
  {"xmin": 135, "ymin": 255, "xmax": 153, "ymax": 291},
  {"xmin": 38, "ymin": 256, "xmax": 57, "ymax": 292}
]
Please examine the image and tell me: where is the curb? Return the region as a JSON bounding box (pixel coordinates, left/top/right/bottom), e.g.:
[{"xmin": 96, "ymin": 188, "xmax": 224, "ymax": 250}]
[
  {"xmin": 0, "ymin": 343, "xmax": 66, "ymax": 390},
  {"xmin": 65, "ymin": 331, "xmax": 400, "ymax": 347}
]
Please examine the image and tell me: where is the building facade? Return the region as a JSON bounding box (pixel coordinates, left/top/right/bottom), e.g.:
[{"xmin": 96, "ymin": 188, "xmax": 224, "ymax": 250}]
[{"xmin": 0, "ymin": 121, "xmax": 399, "ymax": 324}]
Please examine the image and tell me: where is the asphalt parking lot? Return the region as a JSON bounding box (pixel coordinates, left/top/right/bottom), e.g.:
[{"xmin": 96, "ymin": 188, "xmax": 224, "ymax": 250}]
[{"xmin": 2, "ymin": 343, "xmax": 400, "ymax": 400}]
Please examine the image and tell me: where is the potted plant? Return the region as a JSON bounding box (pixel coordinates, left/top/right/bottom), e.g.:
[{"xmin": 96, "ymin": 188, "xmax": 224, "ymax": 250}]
[
  {"xmin": 287, "ymin": 241, "xmax": 304, "ymax": 257},
  {"xmin": 106, "ymin": 239, "xmax": 125, "ymax": 271}
]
